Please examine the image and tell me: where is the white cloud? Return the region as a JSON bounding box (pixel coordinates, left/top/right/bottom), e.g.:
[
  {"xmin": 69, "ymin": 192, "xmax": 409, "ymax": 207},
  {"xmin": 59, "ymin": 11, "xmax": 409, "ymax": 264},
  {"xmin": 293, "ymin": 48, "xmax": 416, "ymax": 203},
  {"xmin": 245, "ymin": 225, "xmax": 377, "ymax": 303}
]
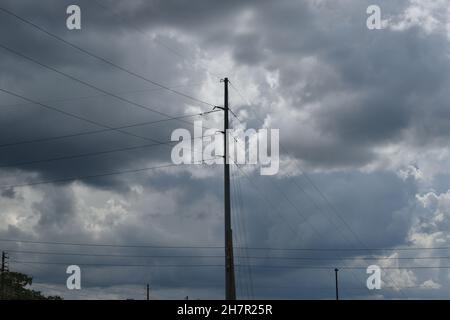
[{"xmin": 389, "ymin": 0, "xmax": 448, "ymax": 34}]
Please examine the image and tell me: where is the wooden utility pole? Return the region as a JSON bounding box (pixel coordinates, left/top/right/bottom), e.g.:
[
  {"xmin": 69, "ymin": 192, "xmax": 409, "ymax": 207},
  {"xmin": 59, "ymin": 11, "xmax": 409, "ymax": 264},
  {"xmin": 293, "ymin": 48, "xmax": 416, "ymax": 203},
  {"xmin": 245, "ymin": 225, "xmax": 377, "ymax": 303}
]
[
  {"xmin": 222, "ymin": 77, "xmax": 236, "ymax": 300},
  {"xmin": 334, "ymin": 268, "xmax": 339, "ymax": 301}
]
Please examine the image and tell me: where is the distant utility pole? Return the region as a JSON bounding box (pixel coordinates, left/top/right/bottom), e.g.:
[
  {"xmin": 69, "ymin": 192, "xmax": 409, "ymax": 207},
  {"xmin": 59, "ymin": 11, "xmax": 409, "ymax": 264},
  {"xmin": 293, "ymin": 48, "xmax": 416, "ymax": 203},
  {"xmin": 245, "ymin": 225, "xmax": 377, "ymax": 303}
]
[
  {"xmin": 218, "ymin": 77, "xmax": 236, "ymax": 300},
  {"xmin": 334, "ymin": 268, "xmax": 339, "ymax": 301},
  {"xmin": 1, "ymin": 251, "xmax": 9, "ymax": 300},
  {"xmin": 146, "ymin": 283, "xmax": 149, "ymax": 301}
]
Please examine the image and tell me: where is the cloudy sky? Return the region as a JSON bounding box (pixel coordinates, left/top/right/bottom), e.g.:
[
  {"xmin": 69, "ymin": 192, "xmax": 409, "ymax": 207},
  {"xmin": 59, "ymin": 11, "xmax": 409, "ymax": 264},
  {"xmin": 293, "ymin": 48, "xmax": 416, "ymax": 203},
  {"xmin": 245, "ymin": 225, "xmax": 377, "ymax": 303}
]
[{"xmin": 1, "ymin": 0, "xmax": 450, "ymax": 300}]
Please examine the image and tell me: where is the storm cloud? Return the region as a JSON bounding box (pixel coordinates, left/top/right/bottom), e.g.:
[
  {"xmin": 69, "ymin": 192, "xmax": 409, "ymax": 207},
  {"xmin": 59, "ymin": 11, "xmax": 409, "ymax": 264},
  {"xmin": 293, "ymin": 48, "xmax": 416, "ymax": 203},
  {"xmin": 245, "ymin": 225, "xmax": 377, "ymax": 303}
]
[{"xmin": 1, "ymin": 0, "xmax": 450, "ymax": 299}]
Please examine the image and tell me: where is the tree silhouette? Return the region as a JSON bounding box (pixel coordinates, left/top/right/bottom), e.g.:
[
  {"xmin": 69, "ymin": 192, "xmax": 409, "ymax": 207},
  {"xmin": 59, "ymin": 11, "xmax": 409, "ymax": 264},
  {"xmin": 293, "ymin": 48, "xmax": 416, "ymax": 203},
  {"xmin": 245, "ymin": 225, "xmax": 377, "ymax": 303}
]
[{"xmin": 1, "ymin": 271, "xmax": 62, "ymax": 300}]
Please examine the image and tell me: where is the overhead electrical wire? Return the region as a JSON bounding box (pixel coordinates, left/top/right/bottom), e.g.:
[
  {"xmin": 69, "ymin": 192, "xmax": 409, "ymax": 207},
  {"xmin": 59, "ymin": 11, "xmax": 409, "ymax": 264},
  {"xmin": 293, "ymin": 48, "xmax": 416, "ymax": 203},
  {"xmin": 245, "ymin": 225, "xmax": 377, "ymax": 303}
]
[
  {"xmin": 0, "ymin": 82, "xmax": 204, "ymax": 109},
  {"xmin": 0, "ymin": 158, "xmax": 221, "ymax": 189},
  {"xmin": 10, "ymin": 259, "xmax": 450, "ymax": 271},
  {"xmin": 9, "ymin": 249, "xmax": 450, "ymax": 261},
  {"xmin": 11, "ymin": 260, "xmax": 224, "ymax": 268},
  {"xmin": 231, "ymin": 159, "xmax": 365, "ymax": 293},
  {"xmin": 0, "ymin": 110, "xmax": 220, "ymax": 149},
  {"xmin": 0, "ymin": 6, "xmax": 215, "ymax": 108},
  {"xmin": 0, "ymin": 238, "xmax": 223, "ymax": 249},
  {"xmin": 0, "ymin": 133, "xmax": 218, "ymax": 169},
  {"xmin": 0, "ymin": 43, "xmax": 216, "ymax": 133},
  {"xmin": 4, "ymin": 237, "xmax": 450, "ymax": 252},
  {"xmin": 228, "ymin": 81, "xmax": 408, "ymax": 296},
  {"xmin": 0, "ymin": 88, "xmax": 216, "ymax": 167}
]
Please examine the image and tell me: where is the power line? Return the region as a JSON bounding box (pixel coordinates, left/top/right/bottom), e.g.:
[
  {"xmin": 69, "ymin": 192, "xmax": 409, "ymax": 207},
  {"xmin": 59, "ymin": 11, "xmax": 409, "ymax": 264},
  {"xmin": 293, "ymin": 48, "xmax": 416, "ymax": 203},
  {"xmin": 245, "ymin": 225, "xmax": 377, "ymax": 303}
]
[
  {"xmin": 8, "ymin": 250, "xmax": 225, "ymax": 259},
  {"xmin": 239, "ymin": 246, "xmax": 450, "ymax": 252},
  {"xmin": 240, "ymin": 265, "xmax": 450, "ymax": 270},
  {"xmin": 3, "ymin": 238, "xmax": 450, "ymax": 252},
  {"xmin": 231, "ymin": 144, "xmax": 354, "ymax": 294},
  {"xmin": 11, "ymin": 260, "xmax": 224, "ymax": 268},
  {"xmin": 0, "ymin": 83, "xmax": 204, "ymax": 109},
  {"xmin": 231, "ymin": 162, "xmax": 254, "ymax": 298},
  {"xmin": 228, "ymin": 93, "xmax": 361, "ymax": 249},
  {"xmin": 0, "ymin": 87, "xmax": 167, "ymax": 145},
  {"xmin": 242, "ymin": 255, "xmax": 450, "ymax": 261},
  {"xmin": 230, "ymin": 162, "xmax": 298, "ymax": 236},
  {"xmin": 0, "ymin": 43, "xmax": 216, "ymax": 133},
  {"xmin": 228, "ymin": 122, "xmax": 365, "ymax": 293},
  {"xmin": 0, "ymin": 110, "xmax": 219, "ymax": 149},
  {"xmin": 231, "ymin": 165, "xmax": 251, "ymax": 299},
  {"xmin": 10, "ymin": 260, "xmax": 450, "ymax": 270},
  {"xmin": 0, "ymin": 6, "xmax": 215, "ymax": 108},
  {"xmin": 232, "ymin": 159, "xmax": 372, "ymax": 293},
  {"xmin": 0, "ymin": 133, "xmax": 218, "ymax": 169},
  {"xmin": 0, "ymin": 87, "xmax": 215, "ymax": 165},
  {"xmin": 228, "ymin": 80, "xmax": 365, "ymax": 246},
  {"xmin": 11, "ymin": 248, "xmax": 450, "ymax": 261},
  {"xmin": 0, "ymin": 158, "xmax": 221, "ymax": 189},
  {"xmin": 228, "ymin": 81, "xmax": 249, "ymax": 123},
  {"xmin": 0, "ymin": 238, "xmax": 223, "ymax": 249},
  {"xmin": 228, "ymin": 80, "xmax": 408, "ymax": 296},
  {"xmin": 229, "ymin": 80, "xmax": 373, "ymax": 253}
]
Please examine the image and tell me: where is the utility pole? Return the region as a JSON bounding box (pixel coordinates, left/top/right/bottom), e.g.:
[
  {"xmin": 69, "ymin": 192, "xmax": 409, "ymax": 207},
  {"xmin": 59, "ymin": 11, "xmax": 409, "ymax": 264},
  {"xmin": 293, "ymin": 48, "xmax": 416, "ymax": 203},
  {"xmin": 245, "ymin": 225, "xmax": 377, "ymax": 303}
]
[
  {"xmin": 1, "ymin": 251, "xmax": 9, "ymax": 300},
  {"xmin": 146, "ymin": 283, "xmax": 149, "ymax": 301},
  {"xmin": 221, "ymin": 77, "xmax": 236, "ymax": 300},
  {"xmin": 334, "ymin": 268, "xmax": 339, "ymax": 301}
]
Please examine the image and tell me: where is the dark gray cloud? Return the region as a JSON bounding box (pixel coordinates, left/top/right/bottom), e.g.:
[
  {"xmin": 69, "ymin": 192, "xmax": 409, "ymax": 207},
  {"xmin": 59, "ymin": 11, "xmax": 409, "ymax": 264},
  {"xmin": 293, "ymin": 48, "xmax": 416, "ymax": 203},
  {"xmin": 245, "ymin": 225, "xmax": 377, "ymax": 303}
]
[{"xmin": 1, "ymin": 187, "xmax": 16, "ymax": 198}]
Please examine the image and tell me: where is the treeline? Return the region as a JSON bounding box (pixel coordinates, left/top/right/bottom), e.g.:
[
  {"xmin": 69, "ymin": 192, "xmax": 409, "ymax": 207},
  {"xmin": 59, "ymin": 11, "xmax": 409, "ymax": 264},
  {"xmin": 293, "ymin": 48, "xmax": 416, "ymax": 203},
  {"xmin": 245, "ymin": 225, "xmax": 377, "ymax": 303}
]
[{"xmin": 1, "ymin": 271, "xmax": 62, "ymax": 300}]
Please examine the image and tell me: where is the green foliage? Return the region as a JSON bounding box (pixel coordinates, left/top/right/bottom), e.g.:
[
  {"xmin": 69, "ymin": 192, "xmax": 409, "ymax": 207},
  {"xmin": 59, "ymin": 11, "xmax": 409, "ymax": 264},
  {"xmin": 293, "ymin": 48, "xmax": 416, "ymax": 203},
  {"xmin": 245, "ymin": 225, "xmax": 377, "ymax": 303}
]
[{"xmin": 1, "ymin": 271, "xmax": 62, "ymax": 300}]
